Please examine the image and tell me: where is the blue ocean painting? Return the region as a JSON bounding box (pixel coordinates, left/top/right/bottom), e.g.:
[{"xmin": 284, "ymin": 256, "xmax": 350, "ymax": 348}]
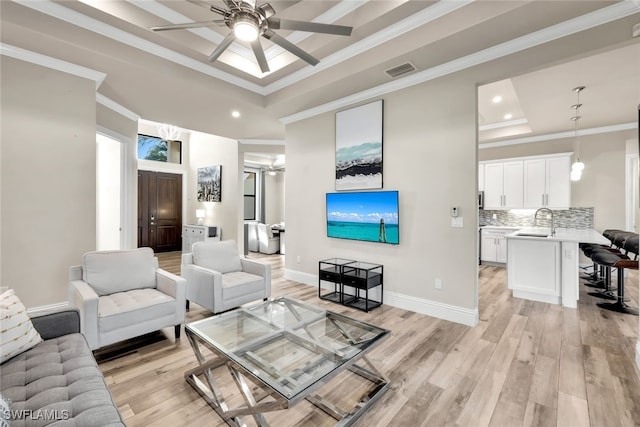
[{"xmin": 326, "ymin": 191, "xmax": 399, "ymax": 244}]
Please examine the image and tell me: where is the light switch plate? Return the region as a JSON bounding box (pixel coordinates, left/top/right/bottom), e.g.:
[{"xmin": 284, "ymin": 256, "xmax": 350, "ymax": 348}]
[{"xmin": 451, "ymin": 217, "xmax": 464, "ymax": 228}]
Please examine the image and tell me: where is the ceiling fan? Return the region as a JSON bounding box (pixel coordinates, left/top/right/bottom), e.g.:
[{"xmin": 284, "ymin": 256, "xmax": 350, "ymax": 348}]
[{"xmin": 150, "ymin": 0, "xmax": 353, "ymax": 73}]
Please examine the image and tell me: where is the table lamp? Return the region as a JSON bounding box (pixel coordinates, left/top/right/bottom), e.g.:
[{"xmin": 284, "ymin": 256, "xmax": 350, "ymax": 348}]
[{"xmin": 196, "ymin": 209, "xmax": 205, "ymax": 225}]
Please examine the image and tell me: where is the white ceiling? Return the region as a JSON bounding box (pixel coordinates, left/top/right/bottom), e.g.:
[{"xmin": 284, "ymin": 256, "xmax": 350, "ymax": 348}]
[{"xmin": 1, "ymin": 0, "xmax": 638, "ymax": 141}]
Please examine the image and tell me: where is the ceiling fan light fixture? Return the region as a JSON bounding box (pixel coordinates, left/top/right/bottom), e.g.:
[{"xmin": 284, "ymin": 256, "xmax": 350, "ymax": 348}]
[{"xmin": 234, "ymin": 15, "xmax": 259, "ymax": 42}]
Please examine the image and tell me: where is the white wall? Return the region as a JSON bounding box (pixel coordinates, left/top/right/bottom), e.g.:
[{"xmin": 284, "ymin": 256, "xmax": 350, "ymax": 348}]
[
  {"xmin": 285, "ymin": 73, "xmax": 480, "ymax": 322},
  {"xmin": 188, "ymin": 131, "xmax": 239, "ymax": 242},
  {"xmin": 1, "ymin": 56, "xmax": 96, "ymax": 308}
]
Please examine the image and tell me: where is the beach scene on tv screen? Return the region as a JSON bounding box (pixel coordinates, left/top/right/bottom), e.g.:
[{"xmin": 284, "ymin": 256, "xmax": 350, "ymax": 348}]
[{"xmin": 327, "ymin": 191, "xmax": 399, "ymax": 244}]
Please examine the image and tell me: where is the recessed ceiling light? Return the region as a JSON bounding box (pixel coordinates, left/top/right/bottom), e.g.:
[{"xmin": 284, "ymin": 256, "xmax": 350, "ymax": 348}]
[
  {"xmin": 231, "ymin": 110, "xmax": 240, "ymax": 118},
  {"xmin": 503, "ymin": 113, "xmax": 513, "ymax": 120},
  {"xmin": 492, "ymin": 95, "xmax": 502, "ymax": 103}
]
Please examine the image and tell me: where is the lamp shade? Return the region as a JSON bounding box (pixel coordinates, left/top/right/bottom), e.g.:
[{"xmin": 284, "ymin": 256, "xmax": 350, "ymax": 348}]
[{"xmin": 196, "ymin": 209, "xmax": 205, "ymax": 218}]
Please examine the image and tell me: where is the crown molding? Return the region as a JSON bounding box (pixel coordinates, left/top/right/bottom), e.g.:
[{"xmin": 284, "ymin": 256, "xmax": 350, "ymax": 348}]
[
  {"xmin": 280, "ymin": 1, "xmax": 640, "ymax": 124},
  {"xmin": 239, "ymin": 139, "xmax": 285, "ymax": 145},
  {"xmin": 97, "ymin": 93, "xmax": 139, "ymax": 121},
  {"xmin": 478, "ymin": 122, "xmax": 637, "ymax": 149},
  {"xmin": 0, "ymin": 43, "xmax": 106, "ymax": 88},
  {"xmin": 264, "ymin": 0, "xmax": 473, "ymax": 94},
  {"xmin": 15, "ymin": 0, "xmax": 266, "ymax": 94},
  {"xmin": 479, "ymin": 118, "xmax": 529, "ymax": 131}
]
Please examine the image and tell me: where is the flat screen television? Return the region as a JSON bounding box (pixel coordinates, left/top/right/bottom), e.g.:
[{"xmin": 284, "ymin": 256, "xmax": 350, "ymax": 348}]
[{"xmin": 326, "ymin": 190, "xmax": 399, "ymax": 245}]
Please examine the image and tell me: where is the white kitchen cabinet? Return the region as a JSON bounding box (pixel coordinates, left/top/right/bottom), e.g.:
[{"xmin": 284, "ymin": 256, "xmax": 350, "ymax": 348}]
[
  {"xmin": 523, "ymin": 155, "xmax": 570, "ymax": 209},
  {"xmin": 182, "ymin": 225, "xmax": 221, "ymax": 253},
  {"xmin": 482, "ymin": 161, "xmax": 523, "ymax": 209},
  {"xmin": 478, "ymin": 163, "xmax": 485, "ymax": 192},
  {"xmin": 480, "ymin": 228, "xmax": 514, "ymax": 263}
]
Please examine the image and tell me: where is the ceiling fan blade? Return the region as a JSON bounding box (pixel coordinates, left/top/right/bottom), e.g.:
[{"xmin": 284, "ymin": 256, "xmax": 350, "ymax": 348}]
[
  {"xmin": 263, "ymin": 30, "xmax": 319, "ymax": 66},
  {"xmin": 250, "ymin": 39, "xmax": 270, "ymax": 73},
  {"xmin": 268, "ymin": 18, "xmax": 352, "ymax": 36},
  {"xmin": 150, "ymin": 21, "xmax": 223, "ymax": 31},
  {"xmin": 208, "ymin": 32, "xmax": 236, "ymax": 62},
  {"xmin": 185, "ymin": 1, "xmax": 229, "ymax": 17}
]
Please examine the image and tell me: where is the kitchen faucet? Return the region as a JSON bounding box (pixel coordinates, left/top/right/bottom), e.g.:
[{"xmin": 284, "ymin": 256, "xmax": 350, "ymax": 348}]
[{"xmin": 534, "ymin": 207, "xmax": 555, "ymax": 236}]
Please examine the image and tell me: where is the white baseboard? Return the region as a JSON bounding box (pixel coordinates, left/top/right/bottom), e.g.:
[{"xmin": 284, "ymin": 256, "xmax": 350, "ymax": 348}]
[
  {"xmin": 26, "ymin": 301, "xmax": 70, "ymax": 316},
  {"xmin": 284, "ymin": 269, "xmax": 317, "ymax": 287},
  {"xmin": 384, "ymin": 291, "xmax": 478, "ymax": 327},
  {"xmin": 284, "ymin": 269, "xmax": 479, "ymax": 327}
]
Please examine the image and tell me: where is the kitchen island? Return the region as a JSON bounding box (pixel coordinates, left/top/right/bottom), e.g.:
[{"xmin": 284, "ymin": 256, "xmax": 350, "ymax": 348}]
[{"xmin": 505, "ymin": 227, "xmax": 610, "ymax": 308}]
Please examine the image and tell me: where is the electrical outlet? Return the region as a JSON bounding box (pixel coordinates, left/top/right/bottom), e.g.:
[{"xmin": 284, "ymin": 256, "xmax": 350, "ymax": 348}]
[
  {"xmin": 296, "ymin": 255, "xmax": 301, "ymax": 264},
  {"xmin": 492, "ymin": 214, "xmax": 497, "ymax": 219},
  {"xmin": 546, "ymin": 214, "xmax": 552, "ymax": 219},
  {"xmin": 435, "ymin": 278, "xmax": 442, "ymax": 290}
]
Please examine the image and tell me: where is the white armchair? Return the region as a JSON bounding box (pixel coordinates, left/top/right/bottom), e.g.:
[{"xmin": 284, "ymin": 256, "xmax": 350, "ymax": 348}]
[
  {"xmin": 181, "ymin": 240, "xmax": 271, "ymax": 314},
  {"xmin": 258, "ymin": 223, "xmax": 280, "ymax": 254},
  {"xmin": 68, "ymin": 248, "xmax": 186, "ymax": 350}
]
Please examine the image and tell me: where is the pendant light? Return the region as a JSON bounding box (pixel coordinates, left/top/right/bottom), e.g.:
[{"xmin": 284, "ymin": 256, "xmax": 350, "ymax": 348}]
[{"xmin": 570, "ymin": 86, "xmax": 585, "ymax": 181}]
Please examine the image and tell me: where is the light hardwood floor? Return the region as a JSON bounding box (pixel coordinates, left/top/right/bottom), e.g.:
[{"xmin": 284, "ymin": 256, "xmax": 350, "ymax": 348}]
[{"xmin": 99, "ymin": 253, "xmax": 640, "ymax": 426}]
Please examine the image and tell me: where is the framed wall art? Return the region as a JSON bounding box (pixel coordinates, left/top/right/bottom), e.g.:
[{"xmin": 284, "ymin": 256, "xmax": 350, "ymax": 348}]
[
  {"xmin": 335, "ymin": 99, "xmax": 383, "ymax": 190},
  {"xmin": 197, "ymin": 165, "xmax": 222, "ymax": 202}
]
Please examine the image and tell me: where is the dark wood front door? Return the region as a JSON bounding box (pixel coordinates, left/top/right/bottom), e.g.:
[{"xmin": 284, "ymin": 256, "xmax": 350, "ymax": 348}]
[{"xmin": 138, "ymin": 170, "xmax": 182, "ymax": 252}]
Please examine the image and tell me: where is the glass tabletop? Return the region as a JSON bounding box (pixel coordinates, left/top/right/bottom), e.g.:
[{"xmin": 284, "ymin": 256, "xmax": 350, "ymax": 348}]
[{"xmin": 186, "ymin": 297, "xmax": 389, "ymax": 400}]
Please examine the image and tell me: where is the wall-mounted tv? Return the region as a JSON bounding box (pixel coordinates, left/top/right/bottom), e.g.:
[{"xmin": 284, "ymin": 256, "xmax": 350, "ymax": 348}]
[{"xmin": 326, "ymin": 191, "xmax": 399, "ymax": 245}]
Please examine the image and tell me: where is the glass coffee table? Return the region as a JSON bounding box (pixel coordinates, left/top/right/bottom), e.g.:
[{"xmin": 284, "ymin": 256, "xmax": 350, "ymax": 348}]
[{"xmin": 185, "ymin": 297, "xmax": 389, "ymax": 426}]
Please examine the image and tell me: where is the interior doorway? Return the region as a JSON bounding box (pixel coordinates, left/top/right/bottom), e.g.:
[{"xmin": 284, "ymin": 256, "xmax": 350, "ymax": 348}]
[
  {"xmin": 138, "ymin": 170, "xmax": 183, "ymax": 252},
  {"xmin": 96, "ymin": 133, "xmax": 123, "ymax": 250}
]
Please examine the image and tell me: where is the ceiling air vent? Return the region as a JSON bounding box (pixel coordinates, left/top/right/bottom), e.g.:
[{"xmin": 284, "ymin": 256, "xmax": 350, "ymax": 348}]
[{"xmin": 385, "ymin": 62, "xmax": 417, "ymax": 78}]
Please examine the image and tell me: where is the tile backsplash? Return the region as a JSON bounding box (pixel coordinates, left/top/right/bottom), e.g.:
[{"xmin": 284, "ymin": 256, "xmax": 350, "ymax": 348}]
[{"xmin": 479, "ymin": 207, "xmax": 594, "ymax": 229}]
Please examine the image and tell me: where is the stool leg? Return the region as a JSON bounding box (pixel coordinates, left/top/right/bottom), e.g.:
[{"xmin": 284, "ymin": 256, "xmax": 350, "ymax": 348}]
[
  {"xmin": 584, "ymin": 263, "xmax": 606, "ymax": 289},
  {"xmin": 597, "ymin": 268, "xmax": 639, "ymax": 316},
  {"xmin": 588, "ymin": 266, "xmax": 616, "ymax": 300}
]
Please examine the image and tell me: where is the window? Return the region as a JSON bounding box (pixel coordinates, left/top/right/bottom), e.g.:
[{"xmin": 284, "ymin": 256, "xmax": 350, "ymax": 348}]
[
  {"xmin": 137, "ymin": 134, "xmax": 182, "ymax": 164},
  {"xmin": 244, "ymin": 171, "xmax": 256, "ymax": 220}
]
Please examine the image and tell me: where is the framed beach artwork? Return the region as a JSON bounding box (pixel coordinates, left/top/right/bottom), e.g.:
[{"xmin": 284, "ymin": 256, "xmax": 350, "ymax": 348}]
[
  {"xmin": 335, "ymin": 100, "xmax": 383, "ymax": 190},
  {"xmin": 197, "ymin": 165, "xmax": 222, "ymax": 202}
]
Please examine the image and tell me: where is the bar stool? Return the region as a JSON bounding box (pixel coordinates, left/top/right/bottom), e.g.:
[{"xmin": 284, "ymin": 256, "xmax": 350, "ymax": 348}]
[
  {"xmin": 583, "ymin": 230, "xmax": 633, "ymax": 289},
  {"xmin": 592, "ymin": 234, "xmax": 638, "ymax": 316}
]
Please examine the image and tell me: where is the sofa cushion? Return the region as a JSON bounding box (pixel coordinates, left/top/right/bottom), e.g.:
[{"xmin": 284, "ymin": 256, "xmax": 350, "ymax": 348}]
[
  {"xmin": 222, "ymin": 271, "xmax": 266, "ymax": 300},
  {"xmin": 192, "ymin": 241, "xmax": 242, "ymax": 274},
  {"xmin": 0, "ymin": 289, "xmax": 43, "ymax": 364},
  {"xmin": 98, "ymin": 289, "xmax": 175, "ymax": 333},
  {"xmin": 0, "ymin": 334, "xmax": 124, "ymax": 426},
  {"xmin": 83, "ymin": 248, "xmax": 157, "ymax": 296}
]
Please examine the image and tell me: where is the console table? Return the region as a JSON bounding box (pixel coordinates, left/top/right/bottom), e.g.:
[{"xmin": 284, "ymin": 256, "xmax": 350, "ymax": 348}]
[
  {"xmin": 182, "ymin": 225, "xmax": 220, "ymax": 253},
  {"xmin": 318, "ymin": 258, "xmax": 383, "ymax": 312}
]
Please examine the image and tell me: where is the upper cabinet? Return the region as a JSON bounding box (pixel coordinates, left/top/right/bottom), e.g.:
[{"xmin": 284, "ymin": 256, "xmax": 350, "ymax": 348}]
[
  {"xmin": 483, "ymin": 161, "xmax": 524, "ymax": 209},
  {"xmin": 523, "ymin": 155, "xmax": 571, "ymax": 209},
  {"xmin": 480, "ymin": 153, "xmax": 571, "ymax": 210}
]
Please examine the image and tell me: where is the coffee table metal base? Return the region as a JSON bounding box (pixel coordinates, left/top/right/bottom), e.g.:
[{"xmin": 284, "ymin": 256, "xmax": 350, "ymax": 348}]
[{"xmin": 185, "ymin": 331, "xmax": 388, "ymax": 427}]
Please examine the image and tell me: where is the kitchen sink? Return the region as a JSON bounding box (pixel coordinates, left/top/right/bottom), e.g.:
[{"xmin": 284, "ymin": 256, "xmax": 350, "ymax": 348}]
[{"xmin": 515, "ymin": 232, "xmax": 549, "ymax": 238}]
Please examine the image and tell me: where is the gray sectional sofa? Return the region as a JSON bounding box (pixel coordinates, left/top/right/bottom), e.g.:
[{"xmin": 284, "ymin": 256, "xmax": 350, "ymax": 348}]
[{"xmin": 0, "ymin": 309, "xmax": 124, "ymax": 426}]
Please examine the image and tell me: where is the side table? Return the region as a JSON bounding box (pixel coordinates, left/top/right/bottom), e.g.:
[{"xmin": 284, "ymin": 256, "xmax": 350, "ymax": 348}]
[
  {"xmin": 318, "ymin": 258, "xmax": 355, "ymax": 304},
  {"xmin": 342, "ymin": 262, "xmax": 384, "ymax": 312}
]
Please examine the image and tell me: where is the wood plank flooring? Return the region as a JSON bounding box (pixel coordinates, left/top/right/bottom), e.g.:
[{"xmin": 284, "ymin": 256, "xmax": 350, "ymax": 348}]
[{"xmin": 99, "ymin": 253, "xmax": 640, "ymax": 426}]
